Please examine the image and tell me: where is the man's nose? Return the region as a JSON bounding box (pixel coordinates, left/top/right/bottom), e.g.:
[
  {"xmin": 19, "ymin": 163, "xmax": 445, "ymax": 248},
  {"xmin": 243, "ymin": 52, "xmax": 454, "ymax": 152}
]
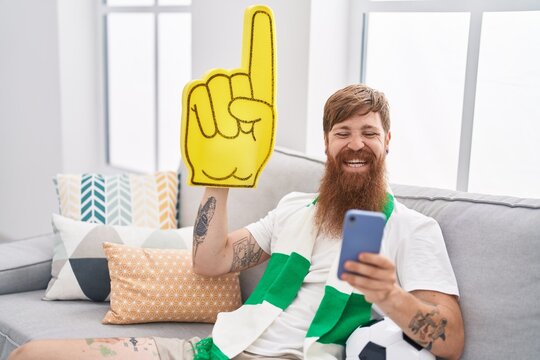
[{"xmin": 347, "ymin": 135, "xmax": 365, "ymax": 151}]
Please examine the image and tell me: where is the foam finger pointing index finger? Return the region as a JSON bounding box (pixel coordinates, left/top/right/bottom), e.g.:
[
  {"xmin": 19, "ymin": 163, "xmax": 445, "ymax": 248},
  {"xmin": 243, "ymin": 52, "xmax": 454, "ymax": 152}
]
[{"xmin": 243, "ymin": 5, "xmax": 276, "ymax": 105}]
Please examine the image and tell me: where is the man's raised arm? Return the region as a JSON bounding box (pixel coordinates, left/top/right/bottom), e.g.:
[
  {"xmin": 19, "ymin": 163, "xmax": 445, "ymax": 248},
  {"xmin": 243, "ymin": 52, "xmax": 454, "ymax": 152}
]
[
  {"xmin": 182, "ymin": 6, "xmax": 275, "ymax": 276},
  {"xmin": 191, "ymin": 187, "xmax": 270, "ymax": 276}
]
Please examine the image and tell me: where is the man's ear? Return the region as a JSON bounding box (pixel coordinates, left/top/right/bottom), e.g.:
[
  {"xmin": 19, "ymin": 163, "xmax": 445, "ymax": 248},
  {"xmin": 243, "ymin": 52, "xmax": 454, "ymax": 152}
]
[{"xmin": 385, "ymin": 131, "xmax": 391, "ymax": 147}]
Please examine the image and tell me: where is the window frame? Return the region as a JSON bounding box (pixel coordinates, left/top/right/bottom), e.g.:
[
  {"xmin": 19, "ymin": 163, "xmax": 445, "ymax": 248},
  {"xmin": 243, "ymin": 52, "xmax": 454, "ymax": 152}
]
[
  {"xmin": 98, "ymin": 0, "xmax": 191, "ymax": 173},
  {"xmin": 350, "ymin": 0, "xmax": 540, "ymax": 192}
]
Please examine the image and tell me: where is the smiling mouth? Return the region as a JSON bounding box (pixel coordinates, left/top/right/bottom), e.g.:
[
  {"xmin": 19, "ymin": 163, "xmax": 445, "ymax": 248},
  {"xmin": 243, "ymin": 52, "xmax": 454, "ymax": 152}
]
[
  {"xmin": 344, "ymin": 159, "xmax": 368, "ymax": 168},
  {"xmin": 202, "ymin": 168, "xmax": 253, "ymax": 181}
]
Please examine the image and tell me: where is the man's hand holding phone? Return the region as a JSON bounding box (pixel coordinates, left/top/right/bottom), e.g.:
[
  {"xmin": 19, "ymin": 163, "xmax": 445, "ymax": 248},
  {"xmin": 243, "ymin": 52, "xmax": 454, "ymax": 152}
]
[{"xmin": 338, "ymin": 210, "xmax": 401, "ymax": 305}]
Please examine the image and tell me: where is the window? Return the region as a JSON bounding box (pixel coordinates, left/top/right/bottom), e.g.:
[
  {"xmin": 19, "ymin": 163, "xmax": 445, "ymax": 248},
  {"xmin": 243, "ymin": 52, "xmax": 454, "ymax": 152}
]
[
  {"xmin": 100, "ymin": 0, "xmax": 191, "ymax": 173},
  {"xmin": 365, "ymin": 12, "xmax": 469, "ymax": 190},
  {"xmin": 469, "ymin": 11, "xmax": 540, "ymax": 198},
  {"xmin": 349, "ymin": 0, "xmax": 540, "ymax": 198}
]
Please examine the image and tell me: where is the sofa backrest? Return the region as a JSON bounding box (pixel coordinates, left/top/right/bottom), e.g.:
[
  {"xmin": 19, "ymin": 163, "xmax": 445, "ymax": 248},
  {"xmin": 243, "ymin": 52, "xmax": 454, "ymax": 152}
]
[
  {"xmin": 178, "ymin": 147, "xmax": 325, "ymax": 230},
  {"xmin": 392, "ymin": 184, "xmax": 540, "ymax": 360},
  {"xmin": 179, "ymin": 147, "xmax": 540, "ymax": 360}
]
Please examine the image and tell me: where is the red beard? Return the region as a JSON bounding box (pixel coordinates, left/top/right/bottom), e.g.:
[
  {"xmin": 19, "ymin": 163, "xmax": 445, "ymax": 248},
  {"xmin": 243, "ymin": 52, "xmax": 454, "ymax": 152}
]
[{"xmin": 314, "ymin": 148, "xmax": 388, "ymax": 238}]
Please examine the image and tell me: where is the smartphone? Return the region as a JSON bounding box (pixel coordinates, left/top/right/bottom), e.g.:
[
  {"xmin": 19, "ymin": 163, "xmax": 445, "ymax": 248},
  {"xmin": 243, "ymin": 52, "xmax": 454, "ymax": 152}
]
[{"xmin": 337, "ymin": 209, "xmax": 386, "ymax": 278}]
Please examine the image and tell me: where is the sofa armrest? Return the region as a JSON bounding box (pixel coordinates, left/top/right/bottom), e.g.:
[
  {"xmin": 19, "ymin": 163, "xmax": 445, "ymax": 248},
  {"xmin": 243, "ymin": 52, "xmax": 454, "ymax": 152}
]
[{"xmin": 0, "ymin": 233, "xmax": 56, "ymax": 295}]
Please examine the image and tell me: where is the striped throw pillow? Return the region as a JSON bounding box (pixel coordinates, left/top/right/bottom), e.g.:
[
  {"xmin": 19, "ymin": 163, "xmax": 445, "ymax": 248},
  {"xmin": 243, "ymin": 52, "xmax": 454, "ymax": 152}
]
[{"xmin": 54, "ymin": 172, "xmax": 179, "ymax": 229}]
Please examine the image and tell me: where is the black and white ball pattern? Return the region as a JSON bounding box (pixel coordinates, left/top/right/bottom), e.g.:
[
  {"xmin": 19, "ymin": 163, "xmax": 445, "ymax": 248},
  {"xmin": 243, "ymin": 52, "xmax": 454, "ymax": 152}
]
[{"xmin": 346, "ymin": 318, "xmax": 435, "ymax": 360}]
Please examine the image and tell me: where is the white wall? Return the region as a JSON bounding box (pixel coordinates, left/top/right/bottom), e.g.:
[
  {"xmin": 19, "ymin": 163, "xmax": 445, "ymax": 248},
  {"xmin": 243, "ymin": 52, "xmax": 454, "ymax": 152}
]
[
  {"xmin": 0, "ymin": 0, "xmax": 63, "ymax": 241},
  {"xmin": 0, "ymin": 0, "xmax": 102, "ymax": 242},
  {"xmin": 306, "ymin": 0, "xmax": 351, "ymax": 158},
  {"xmin": 57, "ymin": 0, "xmax": 102, "ymax": 174},
  {"xmin": 191, "ymin": 0, "xmax": 312, "ymax": 152}
]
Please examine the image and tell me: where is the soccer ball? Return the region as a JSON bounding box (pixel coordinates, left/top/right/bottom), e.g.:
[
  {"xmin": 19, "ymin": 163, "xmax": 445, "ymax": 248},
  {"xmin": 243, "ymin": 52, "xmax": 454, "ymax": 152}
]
[{"xmin": 346, "ymin": 317, "xmax": 435, "ymax": 360}]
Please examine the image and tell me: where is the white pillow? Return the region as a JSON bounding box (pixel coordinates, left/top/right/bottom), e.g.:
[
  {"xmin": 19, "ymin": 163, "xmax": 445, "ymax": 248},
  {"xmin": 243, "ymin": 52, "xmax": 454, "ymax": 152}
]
[{"xmin": 44, "ymin": 213, "xmax": 193, "ymax": 301}]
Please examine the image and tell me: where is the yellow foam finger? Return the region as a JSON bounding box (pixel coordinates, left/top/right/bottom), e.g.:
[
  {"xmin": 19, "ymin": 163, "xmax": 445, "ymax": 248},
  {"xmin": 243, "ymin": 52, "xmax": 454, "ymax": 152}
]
[
  {"xmin": 242, "ymin": 5, "xmax": 276, "ymax": 105},
  {"xmin": 180, "ymin": 5, "xmax": 277, "ymax": 188}
]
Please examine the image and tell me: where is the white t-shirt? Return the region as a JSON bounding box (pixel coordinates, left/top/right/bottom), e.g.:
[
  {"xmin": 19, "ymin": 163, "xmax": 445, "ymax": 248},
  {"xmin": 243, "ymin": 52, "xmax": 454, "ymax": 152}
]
[{"xmin": 244, "ymin": 192, "xmax": 459, "ymax": 358}]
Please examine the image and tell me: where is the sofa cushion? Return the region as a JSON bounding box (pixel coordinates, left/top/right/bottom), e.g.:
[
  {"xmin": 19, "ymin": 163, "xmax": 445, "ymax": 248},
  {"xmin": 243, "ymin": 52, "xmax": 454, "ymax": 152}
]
[
  {"xmin": 0, "ymin": 234, "xmax": 55, "ymax": 296},
  {"xmin": 44, "ymin": 214, "xmax": 193, "ymax": 302},
  {"xmin": 392, "ymin": 184, "xmax": 540, "ymax": 360},
  {"xmin": 0, "ymin": 290, "xmax": 213, "ymax": 358},
  {"xmin": 54, "ymin": 172, "xmax": 179, "ymax": 229},
  {"xmin": 102, "ymin": 242, "xmax": 242, "ymax": 324}
]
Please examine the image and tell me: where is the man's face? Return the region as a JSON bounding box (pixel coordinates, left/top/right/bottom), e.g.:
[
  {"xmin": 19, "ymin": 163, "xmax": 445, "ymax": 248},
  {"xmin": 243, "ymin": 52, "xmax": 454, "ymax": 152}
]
[
  {"xmin": 316, "ymin": 111, "xmax": 391, "ymax": 237},
  {"xmin": 325, "ymin": 111, "xmax": 390, "ymax": 174}
]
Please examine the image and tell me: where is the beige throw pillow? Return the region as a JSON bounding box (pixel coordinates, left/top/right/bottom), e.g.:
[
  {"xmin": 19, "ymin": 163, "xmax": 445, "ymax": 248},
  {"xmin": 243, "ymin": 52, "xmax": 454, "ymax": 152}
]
[{"xmin": 102, "ymin": 242, "xmax": 242, "ymax": 324}]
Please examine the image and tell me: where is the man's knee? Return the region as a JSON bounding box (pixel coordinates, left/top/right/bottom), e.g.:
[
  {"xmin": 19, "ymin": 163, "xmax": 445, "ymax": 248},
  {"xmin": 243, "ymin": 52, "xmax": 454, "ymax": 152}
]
[{"xmin": 9, "ymin": 340, "xmax": 47, "ymax": 360}]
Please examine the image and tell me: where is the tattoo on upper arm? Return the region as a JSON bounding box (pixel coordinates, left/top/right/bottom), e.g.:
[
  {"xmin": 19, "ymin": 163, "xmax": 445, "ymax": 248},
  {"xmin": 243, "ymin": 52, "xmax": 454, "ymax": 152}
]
[
  {"xmin": 230, "ymin": 234, "xmax": 263, "ymax": 272},
  {"xmin": 193, "ymin": 197, "xmax": 216, "ymax": 258},
  {"xmin": 408, "ymin": 308, "xmax": 448, "ymax": 350}
]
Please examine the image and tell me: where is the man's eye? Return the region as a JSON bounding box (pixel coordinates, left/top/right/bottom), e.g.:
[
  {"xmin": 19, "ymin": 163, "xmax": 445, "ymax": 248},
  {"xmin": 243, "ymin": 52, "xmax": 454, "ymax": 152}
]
[
  {"xmin": 335, "ymin": 133, "xmax": 349, "ymax": 138},
  {"xmin": 364, "ymin": 132, "xmax": 378, "ymax": 137}
]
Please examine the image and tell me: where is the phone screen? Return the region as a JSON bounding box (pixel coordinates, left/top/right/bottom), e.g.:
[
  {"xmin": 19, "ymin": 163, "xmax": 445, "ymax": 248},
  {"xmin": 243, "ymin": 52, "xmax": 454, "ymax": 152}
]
[{"xmin": 337, "ymin": 209, "xmax": 386, "ymax": 278}]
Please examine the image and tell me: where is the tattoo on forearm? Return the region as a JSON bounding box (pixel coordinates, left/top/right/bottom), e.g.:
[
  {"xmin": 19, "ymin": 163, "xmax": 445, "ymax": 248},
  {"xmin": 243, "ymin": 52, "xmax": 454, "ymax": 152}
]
[
  {"xmin": 230, "ymin": 234, "xmax": 263, "ymax": 271},
  {"xmin": 408, "ymin": 308, "xmax": 448, "ymax": 350},
  {"xmin": 193, "ymin": 197, "xmax": 216, "ymax": 258}
]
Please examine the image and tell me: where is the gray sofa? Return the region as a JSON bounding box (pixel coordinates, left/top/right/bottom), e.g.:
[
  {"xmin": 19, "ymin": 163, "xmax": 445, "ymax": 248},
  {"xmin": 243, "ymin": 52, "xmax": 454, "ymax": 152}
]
[{"xmin": 1, "ymin": 147, "xmax": 539, "ymax": 360}]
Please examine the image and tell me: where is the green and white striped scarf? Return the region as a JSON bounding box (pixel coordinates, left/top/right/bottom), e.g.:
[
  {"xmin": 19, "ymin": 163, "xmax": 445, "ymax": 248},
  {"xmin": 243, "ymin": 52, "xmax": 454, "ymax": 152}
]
[{"xmin": 195, "ymin": 194, "xmax": 394, "ymax": 360}]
